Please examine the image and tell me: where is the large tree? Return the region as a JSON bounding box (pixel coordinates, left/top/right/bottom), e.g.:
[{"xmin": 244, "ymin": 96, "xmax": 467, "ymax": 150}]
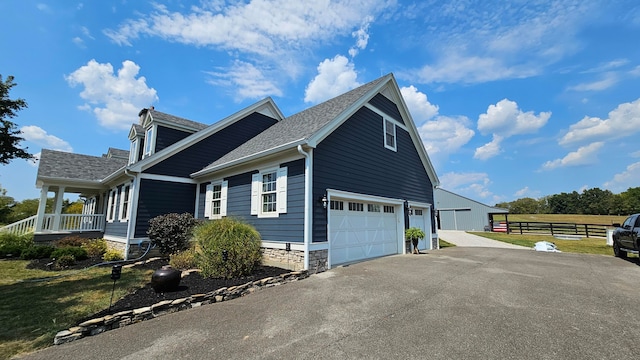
[{"xmin": 0, "ymin": 74, "xmax": 32, "ymax": 164}]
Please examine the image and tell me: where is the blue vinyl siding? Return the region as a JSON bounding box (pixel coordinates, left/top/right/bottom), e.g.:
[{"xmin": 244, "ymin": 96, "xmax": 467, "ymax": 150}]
[
  {"xmin": 134, "ymin": 179, "xmax": 197, "ymax": 238},
  {"xmin": 312, "ymin": 106, "xmax": 433, "ymax": 242},
  {"xmin": 155, "ymin": 126, "xmax": 192, "ymax": 152},
  {"xmin": 105, "ymin": 221, "xmax": 127, "ymax": 238},
  {"xmin": 197, "ymin": 159, "xmax": 305, "ymax": 243},
  {"xmin": 146, "ymin": 113, "xmax": 278, "ymax": 177},
  {"xmin": 369, "ymin": 93, "xmax": 404, "ymax": 125}
]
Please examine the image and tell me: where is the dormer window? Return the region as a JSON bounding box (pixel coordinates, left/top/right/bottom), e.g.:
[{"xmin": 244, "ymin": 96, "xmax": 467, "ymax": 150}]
[
  {"xmin": 128, "ymin": 139, "xmax": 139, "ymax": 164},
  {"xmin": 143, "ymin": 126, "xmax": 154, "ymax": 158}
]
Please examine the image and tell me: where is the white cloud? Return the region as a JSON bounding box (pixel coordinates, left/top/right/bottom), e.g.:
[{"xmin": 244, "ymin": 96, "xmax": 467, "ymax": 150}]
[
  {"xmin": 403, "ymin": 1, "xmax": 596, "ymax": 85},
  {"xmin": 478, "ymin": 99, "xmax": 551, "ymax": 137},
  {"xmin": 400, "ymin": 86, "xmax": 439, "ymax": 122},
  {"xmin": 20, "ymin": 126, "xmax": 73, "ymax": 152},
  {"xmin": 604, "ymin": 161, "xmax": 640, "ymax": 192},
  {"xmin": 567, "ymin": 73, "xmax": 618, "ymax": 91},
  {"xmin": 439, "ymin": 172, "xmax": 493, "ymax": 200},
  {"xmin": 541, "ymin": 142, "xmax": 603, "ymax": 170},
  {"xmin": 417, "ymin": 116, "xmax": 474, "ymax": 156},
  {"xmin": 630, "ymin": 65, "xmax": 640, "ymax": 77},
  {"xmin": 105, "ymin": 1, "xmax": 388, "ymax": 56},
  {"xmin": 474, "ymin": 135, "xmax": 503, "ymax": 160},
  {"xmin": 206, "ymin": 61, "xmax": 283, "ymax": 101},
  {"xmin": 65, "ymin": 59, "xmax": 159, "ymax": 130},
  {"xmin": 414, "ymin": 55, "xmax": 537, "ymax": 84},
  {"xmin": 349, "ymin": 16, "xmax": 373, "ymax": 57},
  {"xmin": 559, "ymin": 97, "xmax": 640, "ymax": 145},
  {"xmin": 304, "ymin": 55, "xmax": 360, "ymax": 104},
  {"xmin": 582, "ymin": 59, "xmax": 628, "ymax": 73}
]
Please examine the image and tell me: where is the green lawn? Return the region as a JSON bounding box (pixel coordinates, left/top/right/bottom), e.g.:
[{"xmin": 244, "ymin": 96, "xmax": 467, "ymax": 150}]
[
  {"xmin": 468, "ymin": 232, "xmax": 619, "ymax": 256},
  {"xmin": 0, "ymin": 260, "xmax": 152, "ymax": 360}
]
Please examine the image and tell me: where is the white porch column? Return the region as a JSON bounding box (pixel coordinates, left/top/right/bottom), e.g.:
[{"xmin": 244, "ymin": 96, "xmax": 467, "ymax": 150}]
[
  {"xmin": 52, "ymin": 186, "xmax": 66, "ymax": 231},
  {"xmin": 35, "ymin": 185, "xmax": 49, "ymax": 232}
]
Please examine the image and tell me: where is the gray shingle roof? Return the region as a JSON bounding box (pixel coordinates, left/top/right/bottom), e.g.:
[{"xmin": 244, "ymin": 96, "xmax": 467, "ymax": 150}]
[
  {"xmin": 150, "ymin": 110, "xmax": 208, "ymax": 131},
  {"xmin": 104, "ymin": 148, "xmax": 129, "ymax": 160},
  {"xmin": 201, "ymin": 75, "xmax": 389, "ymax": 171},
  {"xmin": 37, "ymin": 149, "xmax": 127, "ymax": 182}
]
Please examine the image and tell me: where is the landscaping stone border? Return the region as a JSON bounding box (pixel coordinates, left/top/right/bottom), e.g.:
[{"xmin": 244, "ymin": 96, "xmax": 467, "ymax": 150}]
[{"xmin": 54, "ymin": 269, "xmax": 309, "ymax": 345}]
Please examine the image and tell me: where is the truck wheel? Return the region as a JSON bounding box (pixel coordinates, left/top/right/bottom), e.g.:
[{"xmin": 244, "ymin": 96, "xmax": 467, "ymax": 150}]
[{"xmin": 613, "ymin": 241, "xmax": 627, "ymax": 259}]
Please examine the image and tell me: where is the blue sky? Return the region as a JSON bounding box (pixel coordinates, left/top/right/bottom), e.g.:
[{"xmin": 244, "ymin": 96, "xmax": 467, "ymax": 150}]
[{"xmin": 1, "ymin": 0, "xmax": 639, "ymax": 205}]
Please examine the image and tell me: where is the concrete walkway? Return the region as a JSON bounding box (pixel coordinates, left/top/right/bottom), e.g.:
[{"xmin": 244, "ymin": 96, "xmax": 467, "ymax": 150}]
[{"xmin": 438, "ymin": 229, "xmax": 530, "ymax": 249}]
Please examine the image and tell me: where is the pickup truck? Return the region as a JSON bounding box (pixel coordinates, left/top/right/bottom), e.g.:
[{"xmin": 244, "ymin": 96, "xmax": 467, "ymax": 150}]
[{"xmin": 612, "ymin": 214, "xmax": 640, "ymax": 258}]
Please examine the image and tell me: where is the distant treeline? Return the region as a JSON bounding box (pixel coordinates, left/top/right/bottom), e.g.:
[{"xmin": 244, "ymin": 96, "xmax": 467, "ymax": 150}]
[{"xmin": 495, "ymin": 187, "xmax": 640, "ymax": 215}]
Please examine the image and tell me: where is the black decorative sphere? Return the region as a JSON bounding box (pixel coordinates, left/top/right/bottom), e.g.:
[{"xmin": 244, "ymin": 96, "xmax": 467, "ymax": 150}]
[{"xmin": 151, "ymin": 265, "xmax": 181, "ymax": 293}]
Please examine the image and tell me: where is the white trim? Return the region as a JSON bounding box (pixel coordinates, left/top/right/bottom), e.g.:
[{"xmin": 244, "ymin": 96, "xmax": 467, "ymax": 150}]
[
  {"xmin": 139, "ymin": 173, "xmax": 198, "ymax": 184},
  {"xmin": 326, "ymin": 189, "xmax": 405, "ymax": 205},
  {"xmin": 131, "ymin": 98, "xmax": 285, "ymax": 173},
  {"xmin": 125, "ymin": 172, "xmax": 141, "ymax": 260},
  {"xmin": 191, "ymin": 140, "xmax": 306, "ymax": 177},
  {"xmin": 194, "ymin": 184, "xmax": 201, "ymax": 218},
  {"xmin": 128, "ymin": 138, "xmax": 138, "ymax": 165},
  {"xmin": 106, "ymin": 188, "xmax": 117, "ymax": 223},
  {"xmin": 407, "ymin": 201, "xmax": 433, "ymax": 209},
  {"xmin": 118, "ymin": 183, "xmax": 132, "ymax": 221},
  {"xmin": 297, "ymin": 145, "xmax": 313, "ymax": 270},
  {"xmin": 204, "ymin": 180, "xmax": 227, "ymax": 219}
]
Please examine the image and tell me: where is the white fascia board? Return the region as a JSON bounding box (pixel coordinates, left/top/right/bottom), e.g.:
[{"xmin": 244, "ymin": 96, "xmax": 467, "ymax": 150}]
[
  {"xmin": 306, "ymin": 74, "xmax": 393, "ymax": 148},
  {"xmin": 326, "ymin": 189, "xmax": 405, "ymax": 205},
  {"xmin": 190, "ymin": 139, "xmax": 307, "ymax": 179},
  {"xmin": 139, "ymin": 173, "xmax": 198, "ymax": 184},
  {"xmin": 36, "ymin": 177, "xmax": 105, "ymax": 190},
  {"xmin": 101, "ymin": 166, "xmax": 128, "ymax": 184},
  {"xmin": 130, "ymin": 98, "xmax": 284, "ymax": 173}
]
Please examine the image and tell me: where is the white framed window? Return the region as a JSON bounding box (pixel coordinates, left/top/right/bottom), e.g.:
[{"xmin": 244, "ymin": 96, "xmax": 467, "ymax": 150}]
[
  {"xmin": 251, "ymin": 167, "xmax": 287, "ymax": 218},
  {"xmin": 383, "ymin": 205, "xmax": 395, "ymax": 213},
  {"xmin": 367, "ymin": 204, "xmax": 381, "ymax": 212},
  {"xmin": 128, "ymin": 139, "xmax": 139, "ymax": 164},
  {"xmin": 330, "ymin": 200, "xmax": 344, "ymax": 210},
  {"xmin": 384, "ymin": 119, "xmax": 397, "ymax": 151},
  {"xmin": 106, "ymin": 189, "xmax": 118, "ymax": 222},
  {"xmin": 143, "ymin": 126, "xmax": 154, "ymax": 158},
  {"xmin": 348, "ymin": 202, "xmax": 364, "ymax": 211},
  {"xmin": 204, "ymin": 181, "xmax": 228, "ymax": 219},
  {"xmin": 118, "ymin": 184, "xmax": 132, "ymax": 221}
]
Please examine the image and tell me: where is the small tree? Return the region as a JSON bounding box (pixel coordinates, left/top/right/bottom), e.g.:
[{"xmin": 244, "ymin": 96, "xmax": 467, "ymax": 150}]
[
  {"xmin": 0, "ymin": 75, "xmax": 32, "ymax": 165},
  {"xmin": 147, "ymin": 213, "xmax": 198, "ymax": 256},
  {"xmin": 405, "ymin": 227, "xmax": 425, "ymax": 254}
]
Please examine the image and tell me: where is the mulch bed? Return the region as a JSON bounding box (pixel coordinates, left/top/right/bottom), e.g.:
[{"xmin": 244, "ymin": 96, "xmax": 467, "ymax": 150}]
[{"xmin": 26, "ymin": 257, "xmax": 290, "ymax": 322}]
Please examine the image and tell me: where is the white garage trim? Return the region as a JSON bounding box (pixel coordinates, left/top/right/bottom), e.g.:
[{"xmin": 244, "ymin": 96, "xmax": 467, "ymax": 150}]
[{"xmin": 326, "ymin": 189, "xmax": 405, "ymax": 268}]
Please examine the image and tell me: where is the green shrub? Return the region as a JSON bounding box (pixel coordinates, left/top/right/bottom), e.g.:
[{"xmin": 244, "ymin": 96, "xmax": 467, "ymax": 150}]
[
  {"xmin": 169, "ymin": 247, "xmax": 197, "ymax": 270},
  {"xmin": 102, "ymin": 249, "xmax": 124, "ymax": 262},
  {"xmin": 54, "ymin": 235, "xmax": 89, "ymax": 248},
  {"xmin": 56, "ymin": 254, "xmax": 76, "ymax": 268},
  {"xmin": 194, "ymin": 218, "xmax": 262, "ymax": 279},
  {"xmin": 51, "ymin": 246, "xmax": 88, "ymax": 261},
  {"xmin": 0, "ymin": 232, "xmax": 33, "ymax": 258},
  {"xmin": 81, "ymin": 239, "xmax": 107, "ymax": 258},
  {"xmin": 20, "ymin": 245, "xmax": 55, "ymax": 260},
  {"xmin": 147, "ymin": 213, "xmax": 198, "ymax": 255}
]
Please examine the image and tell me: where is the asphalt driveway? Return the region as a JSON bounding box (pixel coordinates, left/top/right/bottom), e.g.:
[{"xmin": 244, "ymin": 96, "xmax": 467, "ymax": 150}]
[{"xmin": 20, "ymin": 247, "xmax": 640, "ymax": 360}]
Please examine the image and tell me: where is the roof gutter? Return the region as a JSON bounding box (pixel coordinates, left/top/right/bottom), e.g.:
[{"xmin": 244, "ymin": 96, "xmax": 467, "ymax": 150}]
[{"xmin": 123, "ymin": 169, "xmax": 138, "ymax": 260}]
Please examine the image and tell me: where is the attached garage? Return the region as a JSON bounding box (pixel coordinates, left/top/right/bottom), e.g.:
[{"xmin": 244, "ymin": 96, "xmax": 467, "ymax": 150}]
[{"xmin": 328, "ymin": 191, "xmax": 404, "ymax": 266}]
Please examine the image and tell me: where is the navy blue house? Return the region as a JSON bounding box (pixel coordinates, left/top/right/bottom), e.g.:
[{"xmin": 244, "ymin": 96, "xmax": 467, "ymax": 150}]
[{"xmin": 29, "ymin": 74, "xmax": 440, "ymax": 271}]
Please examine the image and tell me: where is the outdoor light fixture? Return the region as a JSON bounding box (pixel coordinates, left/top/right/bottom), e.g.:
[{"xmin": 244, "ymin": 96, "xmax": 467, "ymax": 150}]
[{"xmin": 321, "ymin": 194, "xmax": 328, "ymax": 209}]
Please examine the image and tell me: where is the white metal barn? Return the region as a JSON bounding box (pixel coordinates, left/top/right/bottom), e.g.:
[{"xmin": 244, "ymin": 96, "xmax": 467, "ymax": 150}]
[{"xmin": 434, "ymin": 188, "xmax": 509, "ymax": 231}]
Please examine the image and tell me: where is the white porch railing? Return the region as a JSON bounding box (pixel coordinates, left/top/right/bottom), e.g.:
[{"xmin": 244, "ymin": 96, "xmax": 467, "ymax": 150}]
[
  {"xmin": 1, "ymin": 214, "xmax": 106, "ymax": 237},
  {"xmin": 0, "ymin": 215, "xmax": 37, "ymax": 236},
  {"xmin": 41, "ymin": 214, "xmax": 106, "ymax": 232}
]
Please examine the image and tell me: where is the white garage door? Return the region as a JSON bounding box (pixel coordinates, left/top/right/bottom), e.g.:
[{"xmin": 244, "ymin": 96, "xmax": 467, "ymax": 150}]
[{"xmin": 329, "ymin": 198, "xmax": 399, "ymax": 266}]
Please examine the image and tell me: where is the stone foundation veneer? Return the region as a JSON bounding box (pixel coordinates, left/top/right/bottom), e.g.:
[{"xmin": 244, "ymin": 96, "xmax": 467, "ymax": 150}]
[{"xmin": 261, "ymin": 248, "xmax": 328, "ymax": 273}]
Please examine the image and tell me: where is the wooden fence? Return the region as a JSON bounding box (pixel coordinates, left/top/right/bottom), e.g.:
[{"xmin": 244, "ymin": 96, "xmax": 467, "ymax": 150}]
[{"xmin": 506, "ymin": 221, "xmax": 614, "ymax": 238}]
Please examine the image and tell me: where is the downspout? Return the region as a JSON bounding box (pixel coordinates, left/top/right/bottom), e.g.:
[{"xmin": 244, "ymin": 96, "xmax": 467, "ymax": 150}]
[
  {"xmin": 297, "ymin": 145, "xmax": 312, "ymax": 271},
  {"xmin": 123, "ymin": 169, "xmax": 137, "ymax": 260}
]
